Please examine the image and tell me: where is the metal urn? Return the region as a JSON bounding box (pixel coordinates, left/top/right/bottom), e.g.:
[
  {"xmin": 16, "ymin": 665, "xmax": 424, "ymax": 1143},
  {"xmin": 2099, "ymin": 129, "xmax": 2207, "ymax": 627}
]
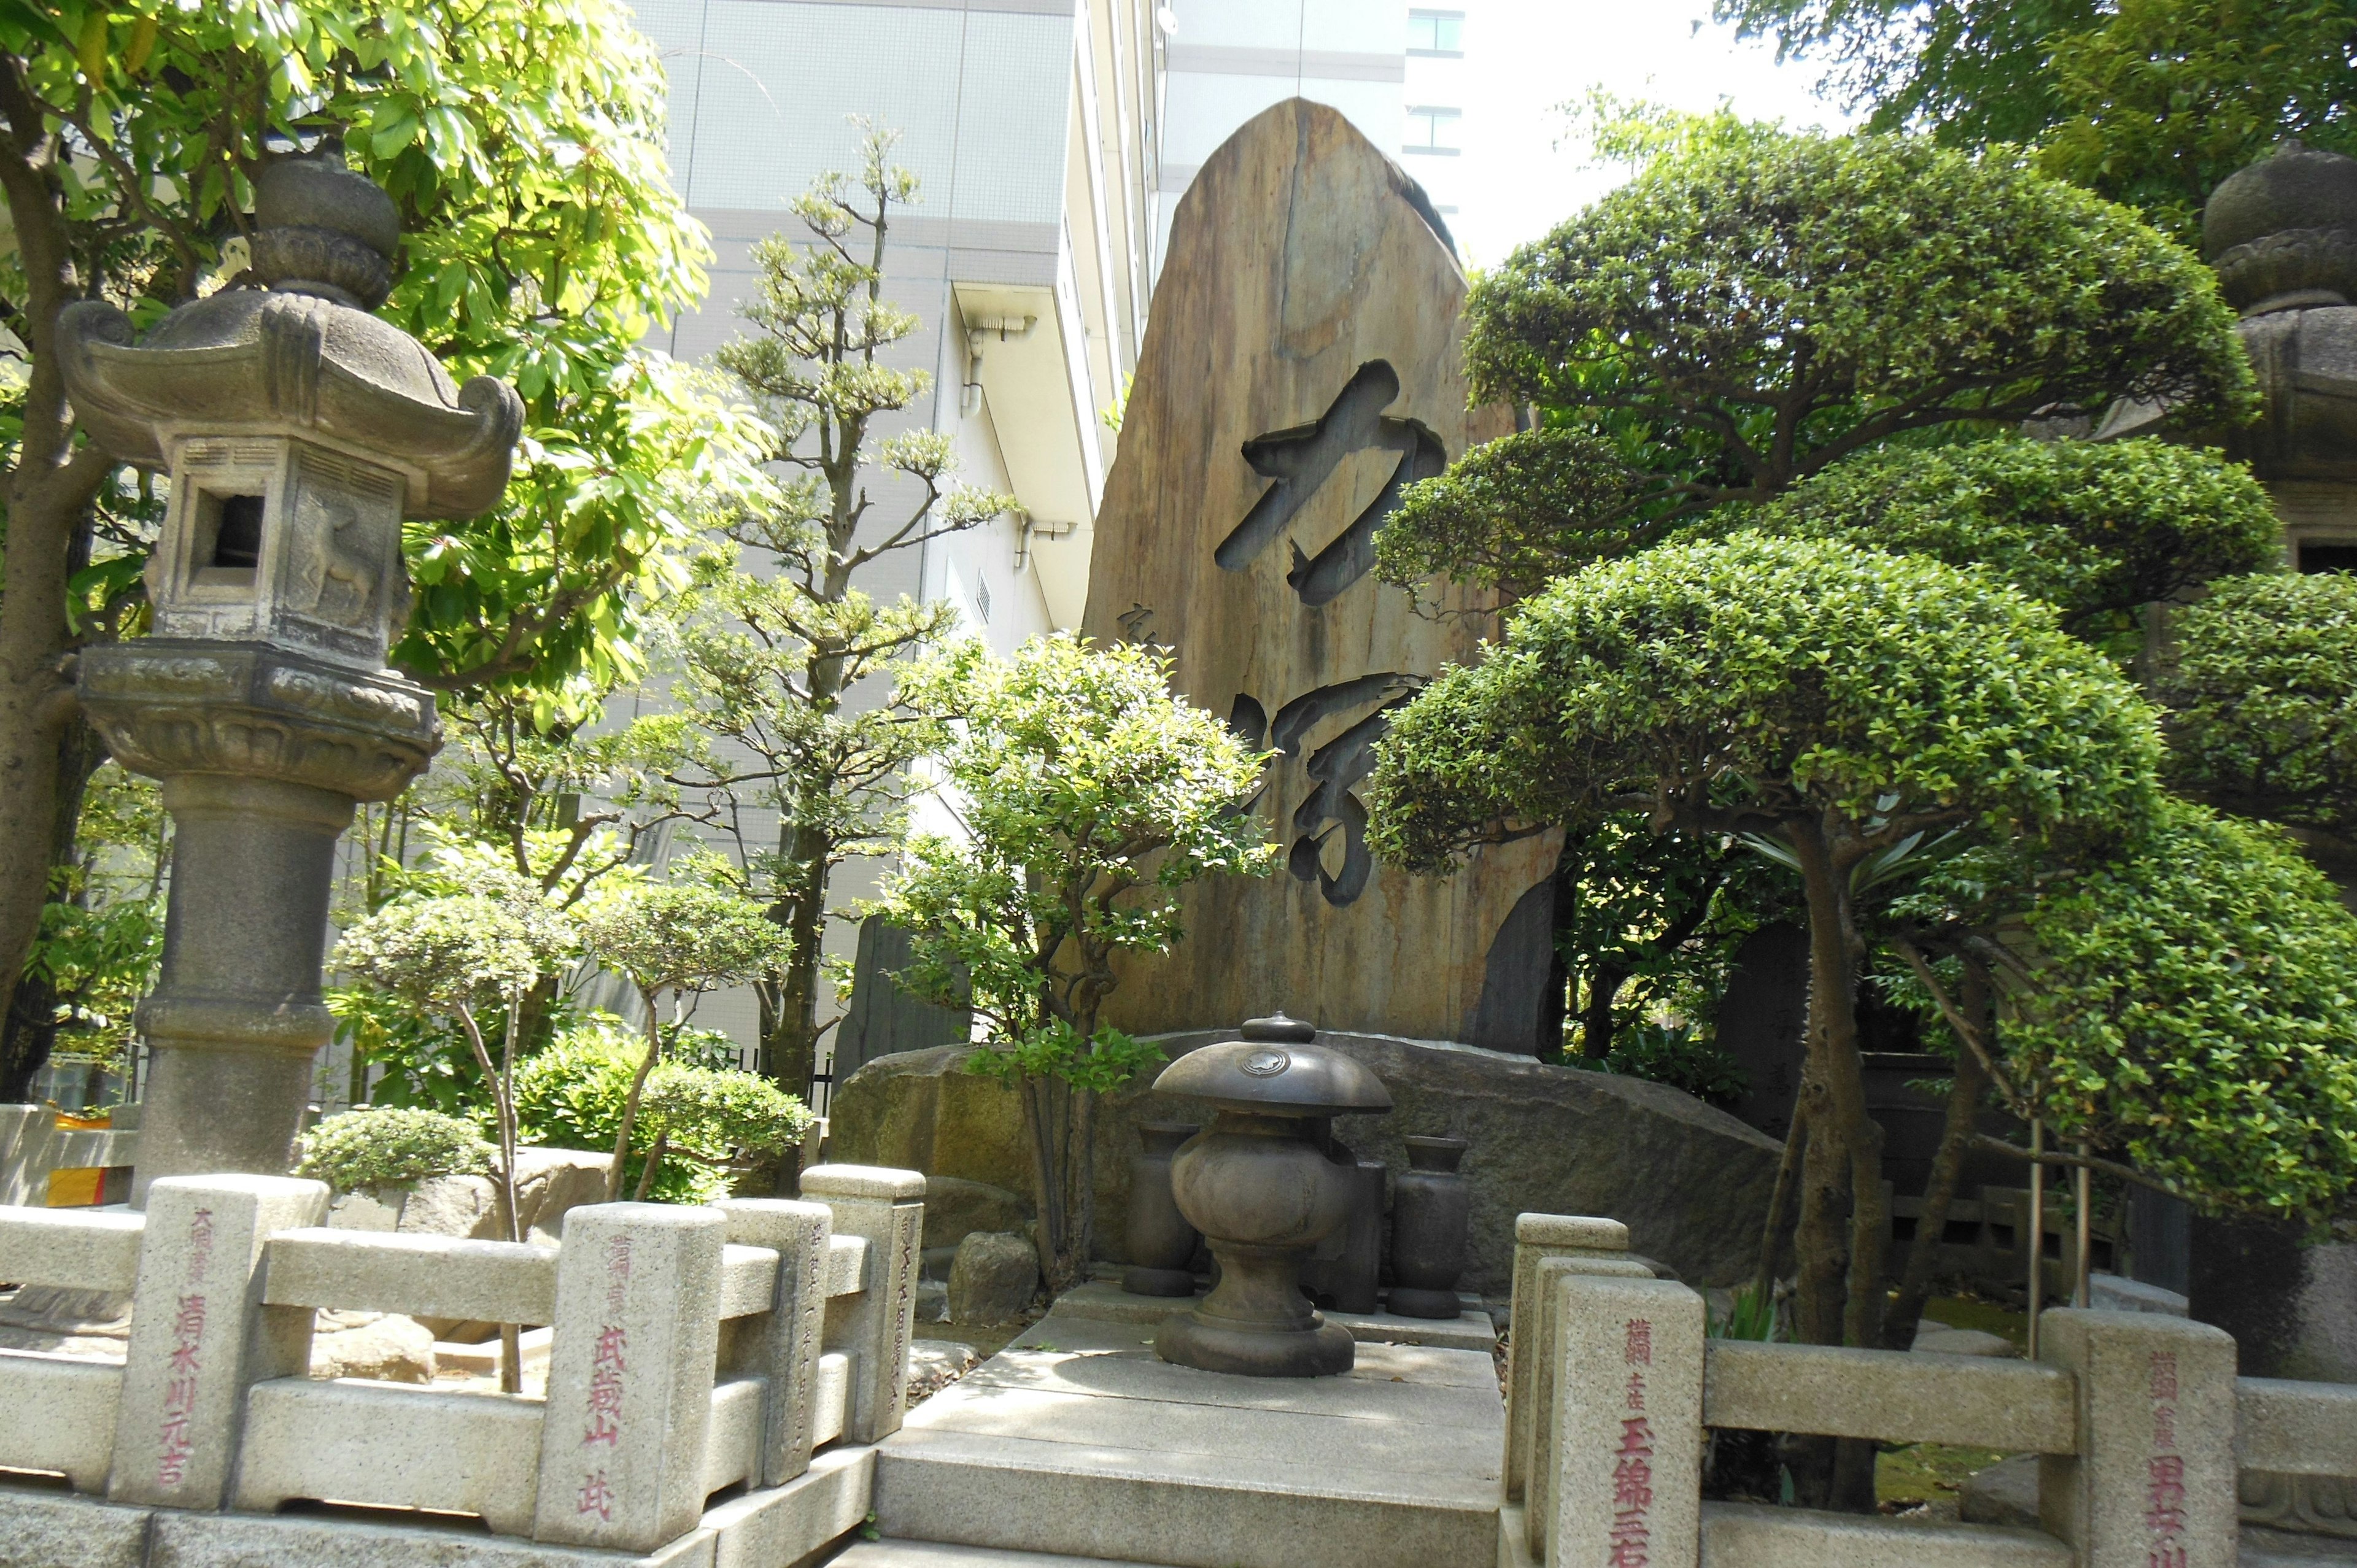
[
  {"xmin": 1150, "ymin": 1014, "xmax": 1393, "ymax": 1377},
  {"xmin": 54, "ymin": 147, "xmax": 522, "ymax": 1195}
]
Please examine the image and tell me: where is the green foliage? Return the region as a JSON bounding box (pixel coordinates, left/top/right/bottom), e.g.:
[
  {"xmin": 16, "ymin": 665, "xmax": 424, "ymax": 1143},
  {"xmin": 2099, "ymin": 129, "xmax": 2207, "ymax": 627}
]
[
  {"xmin": 295, "ymin": 1106, "xmax": 495, "ymax": 1192},
  {"xmin": 1549, "ymin": 815, "xmax": 1794, "ymax": 1060},
  {"xmin": 18, "ymin": 762, "xmax": 168, "ymax": 1076},
  {"xmin": 2161, "ymin": 571, "xmax": 2357, "ymax": 838},
  {"xmin": 0, "ymin": 0, "xmax": 739, "ymax": 706},
  {"xmin": 967, "ymin": 1019, "xmax": 1165, "ymax": 1097},
  {"xmin": 511, "ymin": 1021, "xmax": 812, "ymax": 1202},
  {"xmin": 1585, "ymin": 1021, "xmax": 1754, "ymax": 1106},
  {"xmin": 1366, "ymin": 533, "xmax": 2162, "ymax": 875},
  {"xmin": 1462, "ymin": 121, "xmax": 2253, "ymax": 516},
  {"xmin": 1741, "ymin": 438, "xmax": 2281, "ymax": 636},
  {"xmin": 882, "ymin": 633, "xmax": 1279, "ymax": 1044},
  {"xmin": 1714, "ymin": 0, "xmax": 2357, "ymax": 241},
  {"xmin": 578, "ymin": 882, "xmax": 792, "ymax": 1002},
  {"xmin": 2005, "ymin": 800, "xmax": 2357, "ymax": 1222},
  {"xmin": 333, "ymin": 892, "xmax": 551, "ymax": 1019},
  {"xmin": 1377, "ymin": 427, "xmax": 1649, "ymax": 601},
  {"xmin": 2040, "ymin": 0, "xmax": 2357, "ymax": 239}
]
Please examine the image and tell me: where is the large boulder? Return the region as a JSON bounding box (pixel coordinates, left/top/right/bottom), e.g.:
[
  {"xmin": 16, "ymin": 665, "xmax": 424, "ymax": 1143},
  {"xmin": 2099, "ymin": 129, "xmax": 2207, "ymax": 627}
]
[
  {"xmin": 832, "ymin": 1029, "xmax": 1783, "ymax": 1294},
  {"xmin": 325, "ymin": 1145, "xmax": 610, "ymax": 1245}
]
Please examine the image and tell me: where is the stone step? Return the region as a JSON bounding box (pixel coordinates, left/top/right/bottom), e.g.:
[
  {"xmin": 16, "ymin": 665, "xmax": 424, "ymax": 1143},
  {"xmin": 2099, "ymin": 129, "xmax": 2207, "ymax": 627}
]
[
  {"xmin": 875, "ymin": 1313, "xmax": 1504, "ymax": 1568},
  {"xmin": 839, "ymin": 1541, "xmax": 1175, "ymax": 1568}
]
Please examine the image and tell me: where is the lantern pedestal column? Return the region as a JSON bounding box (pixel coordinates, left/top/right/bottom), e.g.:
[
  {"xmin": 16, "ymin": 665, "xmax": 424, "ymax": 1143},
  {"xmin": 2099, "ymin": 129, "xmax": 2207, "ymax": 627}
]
[{"xmin": 77, "ymin": 639, "xmax": 439, "ymax": 1199}]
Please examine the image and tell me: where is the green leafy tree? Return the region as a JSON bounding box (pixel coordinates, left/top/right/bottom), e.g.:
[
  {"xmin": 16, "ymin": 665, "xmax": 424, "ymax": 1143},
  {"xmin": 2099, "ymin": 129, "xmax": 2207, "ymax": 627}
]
[
  {"xmin": 0, "ymin": 0, "xmax": 733, "ymax": 1095},
  {"xmin": 1741, "ymin": 438, "xmax": 2281, "ymax": 642},
  {"xmin": 295, "ymin": 1106, "xmax": 495, "ymax": 1189},
  {"xmin": 511, "ymin": 1019, "xmax": 814, "ymax": 1203},
  {"xmin": 1715, "ymin": 0, "xmax": 2357, "ymax": 241},
  {"xmin": 878, "ymin": 633, "xmax": 1278, "ymax": 1294},
  {"xmin": 1367, "ymin": 533, "xmax": 2159, "ymax": 1506},
  {"xmin": 333, "ymin": 886, "xmax": 562, "ymax": 1389},
  {"xmin": 575, "ymin": 882, "xmax": 794, "ymax": 1201},
  {"xmin": 660, "ymin": 122, "xmax": 1011, "ymax": 1101},
  {"xmin": 2161, "ymin": 571, "xmax": 2357, "ymax": 852},
  {"xmin": 1373, "ymin": 120, "xmax": 2252, "ymax": 611},
  {"xmin": 14, "ymin": 760, "xmax": 164, "ymax": 1094}
]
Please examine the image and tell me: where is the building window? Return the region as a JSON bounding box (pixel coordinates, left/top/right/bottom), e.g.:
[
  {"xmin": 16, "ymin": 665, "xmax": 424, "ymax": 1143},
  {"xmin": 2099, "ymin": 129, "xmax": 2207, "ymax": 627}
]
[
  {"xmin": 975, "ymin": 568, "xmax": 992, "ymax": 624},
  {"xmin": 1404, "ymin": 106, "xmax": 1462, "ymax": 156},
  {"xmin": 1408, "ymin": 9, "xmax": 1464, "ymax": 55}
]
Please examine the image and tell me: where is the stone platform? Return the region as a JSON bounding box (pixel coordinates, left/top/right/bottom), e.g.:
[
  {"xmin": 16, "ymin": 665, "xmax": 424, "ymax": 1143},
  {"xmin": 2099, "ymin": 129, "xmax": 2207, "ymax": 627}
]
[
  {"xmin": 870, "ymin": 1311, "xmax": 1505, "ymax": 1568},
  {"xmin": 1048, "ymin": 1280, "xmax": 1500, "ymax": 1353}
]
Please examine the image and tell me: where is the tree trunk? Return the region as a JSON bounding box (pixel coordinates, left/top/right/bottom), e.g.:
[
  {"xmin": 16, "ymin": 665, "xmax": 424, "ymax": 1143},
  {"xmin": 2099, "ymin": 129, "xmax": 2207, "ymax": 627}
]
[
  {"xmin": 1579, "ymin": 960, "xmax": 1630, "ymax": 1059},
  {"xmin": 1785, "ymin": 817, "xmax": 1889, "ymax": 1513},
  {"xmin": 1881, "ymin": 960, "xmax": 1992, "ymax": 1351},
  {"xmin": 761, "ymin": 836, "xmax": 830, "ymax": 1099},
  {"xmin": 0, "ymin": 712, "xmax": 111, "ymax": 1101}
]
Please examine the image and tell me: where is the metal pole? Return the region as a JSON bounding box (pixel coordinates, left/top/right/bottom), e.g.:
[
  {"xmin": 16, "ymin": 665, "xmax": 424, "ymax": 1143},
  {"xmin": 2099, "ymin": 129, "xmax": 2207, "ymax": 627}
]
[
  {"xmin": 2027, "ymin": 1118, "xmax": 2045, "ymax": 1359},
  {"xmin": 2075, "ymin": 1141, "xmax": 2094, "ymax": 1308}
]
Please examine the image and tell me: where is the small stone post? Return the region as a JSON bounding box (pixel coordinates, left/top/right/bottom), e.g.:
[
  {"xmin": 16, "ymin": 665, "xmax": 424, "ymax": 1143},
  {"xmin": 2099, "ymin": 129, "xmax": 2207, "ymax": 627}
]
[
  {"xmin": 54, "ymin": 149, "xmax": 520, "ymax": 1194},
  {"xmin": 2037, "ymin": 1307, "xmax": 2239, "ymax": 1568},
  {"xmin": 716, "ymin": 1197, "xmax": 834, "ymax": 1484},
  {"xmin": 106, "ymin": 1174, "xmax": 327, "ymax": 1508},
  {"xmin": 800, "ymin": 1164, "xmax": 924, "ymax": 1443},
  {"xmin": 1505, "ymin": 1213, "xmax": 1655, "ymax": 1560},
  {"xmin": 533, "ymin": 1203, "xmax": 726, "ymax": 1553},
  {"xmin": 1544, "ymin": 1272, "xmax": 1703, "ymax": 1568}
]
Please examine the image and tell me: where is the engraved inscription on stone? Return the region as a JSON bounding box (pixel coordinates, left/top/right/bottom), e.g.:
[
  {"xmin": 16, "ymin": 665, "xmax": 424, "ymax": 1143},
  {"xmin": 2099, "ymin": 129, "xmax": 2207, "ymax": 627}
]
[{"xmin": 1219, "ymin": 360, "xmax": 1446, "ymax": 607}]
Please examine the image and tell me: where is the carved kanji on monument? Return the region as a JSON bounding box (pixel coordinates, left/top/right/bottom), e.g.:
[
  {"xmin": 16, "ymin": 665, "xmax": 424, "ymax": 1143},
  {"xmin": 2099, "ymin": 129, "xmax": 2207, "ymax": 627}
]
[{"xmin": 1081, "ymin": 99, "xmax": 1561, "ymax": 1049}]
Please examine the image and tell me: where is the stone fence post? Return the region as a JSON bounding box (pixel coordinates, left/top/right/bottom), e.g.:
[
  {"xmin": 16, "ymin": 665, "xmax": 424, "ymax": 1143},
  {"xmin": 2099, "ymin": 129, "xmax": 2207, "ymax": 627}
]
[
  {"xmin": 2038, "ymin": 1307, "xmax": 2238, "ymax": 1568},
  {"xmin": 800, "ymin": 1164, "xmax": 924, "ymax": 1444},
  {"xmin": 532, "ymin": 1203, "xmax": 725, "ymax": 1553},
  {"xmin": 106, "ymin": 1174, "xmax": 327, "ymax": 1508},
  {"xmin": 1505, "ymin": 1213, "xmax": 1657, "ymax": 1563},
  {"xmin": 716, "ymin": 1197, "xmax": 835, "ymax": 1485},
  {"xmin": 1544, "ymin": 1272, "xmax": 1704, "ymax": 1568}
]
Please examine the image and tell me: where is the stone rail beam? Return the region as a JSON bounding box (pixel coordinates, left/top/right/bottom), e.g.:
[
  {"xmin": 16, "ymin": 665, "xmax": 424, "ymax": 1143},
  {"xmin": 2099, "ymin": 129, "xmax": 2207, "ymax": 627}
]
[
  {"xmin": 1506, "ymin": 1210, "xmax": 2352, "ymax": 1568},
  {"xmin": 0, "ymin": 1163, "xmax": 924, "ymax": 1566}
]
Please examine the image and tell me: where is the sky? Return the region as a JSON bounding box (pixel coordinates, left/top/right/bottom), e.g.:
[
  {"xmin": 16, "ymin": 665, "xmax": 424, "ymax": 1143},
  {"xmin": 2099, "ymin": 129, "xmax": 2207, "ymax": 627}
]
[{"xmin": 1447, "ymin": 2, "xmax": 1857, "ymax": 268}]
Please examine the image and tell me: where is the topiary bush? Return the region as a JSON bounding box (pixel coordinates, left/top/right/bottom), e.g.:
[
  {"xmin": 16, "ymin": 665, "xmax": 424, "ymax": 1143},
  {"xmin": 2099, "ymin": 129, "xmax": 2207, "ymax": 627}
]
[
  {"xmin": 295, "ymin": 1106, "xmax": 497, "ymax": 1192},
  {"xmin": 512, "ymin": 1018, "xmax": 814, "ymax": 1202}
]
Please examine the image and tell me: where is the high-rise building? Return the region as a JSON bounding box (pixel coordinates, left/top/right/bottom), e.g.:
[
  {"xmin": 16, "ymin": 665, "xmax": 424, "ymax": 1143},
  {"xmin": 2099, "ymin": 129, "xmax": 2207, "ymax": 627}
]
[{"xmin": 627, "ymin": 0, "xmax": 1166, "ymax": 642}]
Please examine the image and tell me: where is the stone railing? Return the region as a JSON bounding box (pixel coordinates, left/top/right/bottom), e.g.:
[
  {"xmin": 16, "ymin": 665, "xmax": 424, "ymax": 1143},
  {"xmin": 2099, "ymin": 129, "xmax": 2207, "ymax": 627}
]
[
  {"xmin": 1504, "ymin": 1211, "xmax": 2357, "ymax": 1568},
  {"xmin": 0, "ymin": 1163, "xmax": 922, "ymax": 1563}
]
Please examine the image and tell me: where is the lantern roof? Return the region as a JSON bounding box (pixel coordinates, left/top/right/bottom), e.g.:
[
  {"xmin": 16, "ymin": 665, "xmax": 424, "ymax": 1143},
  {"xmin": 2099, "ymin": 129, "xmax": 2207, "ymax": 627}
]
[{"xmin": 54, "ymin": 149, "xmax": 521, "ymax": 520}]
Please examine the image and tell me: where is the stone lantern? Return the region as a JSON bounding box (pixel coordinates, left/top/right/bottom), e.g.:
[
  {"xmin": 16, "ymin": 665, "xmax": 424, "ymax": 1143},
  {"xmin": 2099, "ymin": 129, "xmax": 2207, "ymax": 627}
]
[
  {"xmin": 54, "ymin": 150, "xmax": 522, "ymax": 1196},
  {"xmin": 1150, "ymin": 1014, "xmax": 1392, "ymax": 1377}
]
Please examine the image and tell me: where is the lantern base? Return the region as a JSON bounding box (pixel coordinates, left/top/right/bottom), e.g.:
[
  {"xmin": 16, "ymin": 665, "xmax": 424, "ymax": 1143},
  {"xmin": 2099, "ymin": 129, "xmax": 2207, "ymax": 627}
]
[{"xmin": 1156, "ymin": 1308, "xmax": 1355, "ymax": 1378}]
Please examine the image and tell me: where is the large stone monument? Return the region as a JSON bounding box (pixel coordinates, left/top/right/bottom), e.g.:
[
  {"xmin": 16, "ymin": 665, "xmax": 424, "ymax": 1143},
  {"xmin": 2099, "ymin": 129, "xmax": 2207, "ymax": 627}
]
[
  {"xmin": 1079, "ymin": 99, "xmax": 1560, "ymax": 1049},
  {"xmin": 55, "ymin": 150, "xmax": 521, "ymax": 1194}
]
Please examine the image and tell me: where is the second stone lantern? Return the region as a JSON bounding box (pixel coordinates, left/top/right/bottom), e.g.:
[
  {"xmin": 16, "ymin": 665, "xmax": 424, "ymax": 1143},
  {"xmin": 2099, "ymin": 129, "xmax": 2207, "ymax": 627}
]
[
  {"xmin": 1151, "ymin": 1014, "xmax": 1393, "ymax": 1377},
  {"xmin": 55, "ymin": 149, "xmax": 522, "ymax": 1197}
]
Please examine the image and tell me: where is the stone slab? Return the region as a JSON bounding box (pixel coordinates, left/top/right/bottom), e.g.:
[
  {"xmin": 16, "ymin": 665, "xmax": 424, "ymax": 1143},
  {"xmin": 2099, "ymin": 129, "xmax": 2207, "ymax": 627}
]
[
  {"xmin": 703, "ymin": 1445, "xmax": 876, "ymax": 1568},
  {"xmin": 1698, "ymin": 1501, "xmax": 2072, "ymax": 1567},
  {"xmin": 875, "ymin": 1310, "xmax": 1504, "ymax": 1568},
  {"xmin": 0, "ymin": 1346, "xmax": 122, "ymax": 1490},
  {"xmin": 1702, "ymin": 1340, "xmax": 2076, "ymax": 1453},
  {"xmin": 2243, "ymin": 1525, "xmax": 2357, "ymax": 1565},
  {"xmin": 233, "ymin": 1375, "xmax": 544, "ymax": 1534},
  {"xmin": 1047, "ymin": 1281, "xmax": 1496, "ymax": 1350},
  {"xmin": 148, "ymin": 1508, "xmax": 719, "ymax": 1567},
  {"xmin": 837, "ymin": 1544, "xmax": 1169, "ymax": 1568},
  {"xmin": 0, "ymin": 1478, "xmax": 153, "ymax": 1568}
]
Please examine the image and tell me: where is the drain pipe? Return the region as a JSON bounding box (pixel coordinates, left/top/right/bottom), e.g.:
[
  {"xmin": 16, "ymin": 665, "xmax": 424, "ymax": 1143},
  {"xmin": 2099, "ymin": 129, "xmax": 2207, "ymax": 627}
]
[
  {"xmin": 961, "ymin": 312, "xmax": 1038, "ymax": 415},
  {"xmin": 1015, "ymin": 513, "xmax": 1075, "ymax": 571}
]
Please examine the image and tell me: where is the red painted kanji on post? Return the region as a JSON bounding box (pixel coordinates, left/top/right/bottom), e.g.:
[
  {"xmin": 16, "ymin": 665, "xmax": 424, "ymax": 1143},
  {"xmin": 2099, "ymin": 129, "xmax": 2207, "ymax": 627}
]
[
  {"xmin": 581, "ymin": 1236, "xmax": 635, "ymax": 1471},
  {"xmin": 1611, "ymin": 1318, "xmax": 1655, "ymax": 1567},
  {"xmin": 157, "ymin": 1207, "xmax": 214, "ymax": 1487}
]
